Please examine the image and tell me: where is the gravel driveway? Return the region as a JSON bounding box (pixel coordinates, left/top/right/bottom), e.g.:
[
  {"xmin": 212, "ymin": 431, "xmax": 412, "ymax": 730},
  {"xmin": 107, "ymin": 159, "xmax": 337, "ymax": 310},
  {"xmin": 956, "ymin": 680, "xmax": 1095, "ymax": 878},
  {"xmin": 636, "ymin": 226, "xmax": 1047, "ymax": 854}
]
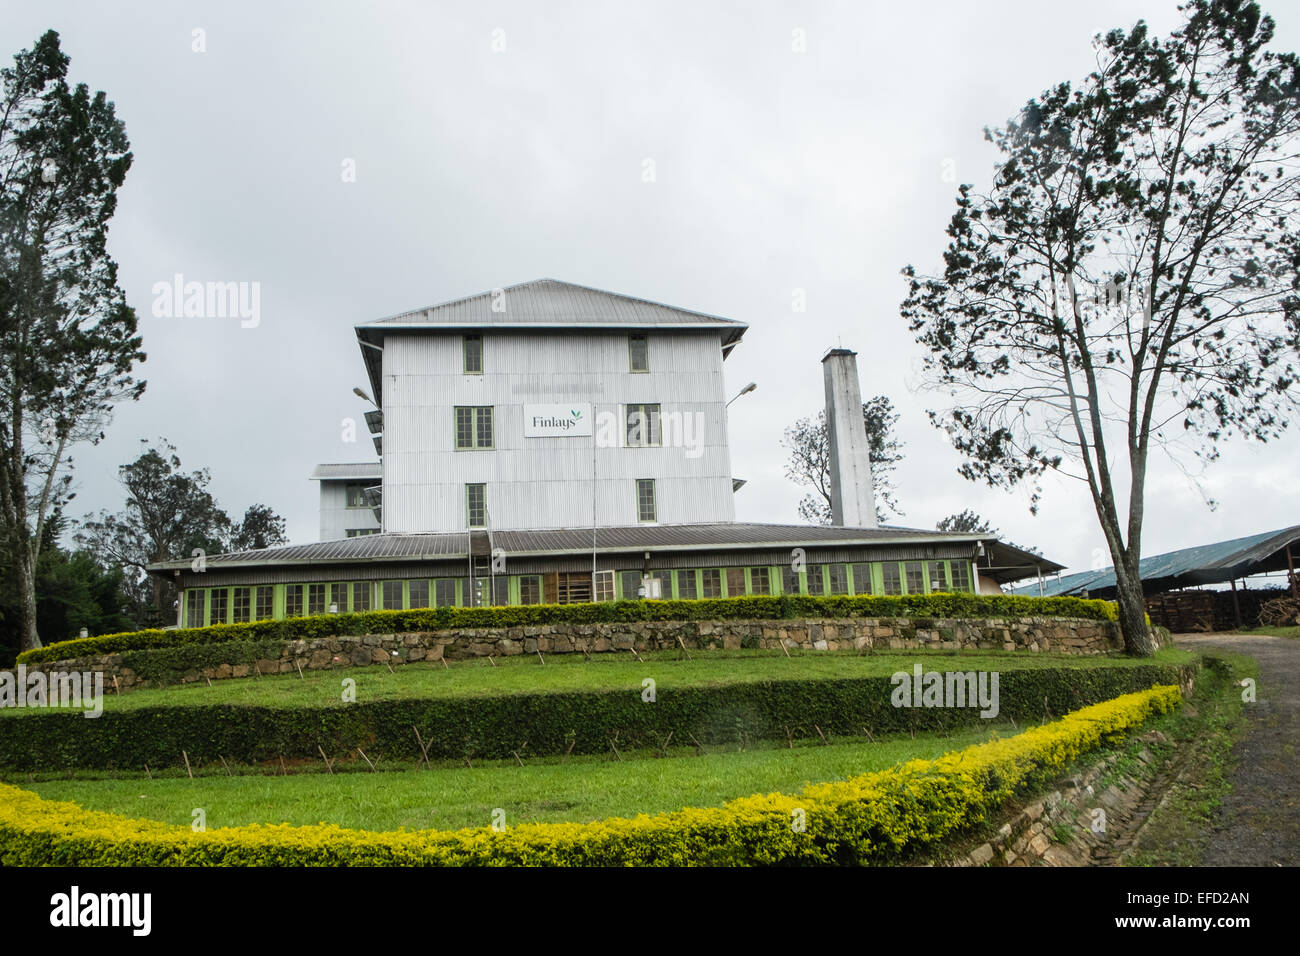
[{"xmin": 1175, "ymin": 633, "xmax": 1299, "ymax": 866}]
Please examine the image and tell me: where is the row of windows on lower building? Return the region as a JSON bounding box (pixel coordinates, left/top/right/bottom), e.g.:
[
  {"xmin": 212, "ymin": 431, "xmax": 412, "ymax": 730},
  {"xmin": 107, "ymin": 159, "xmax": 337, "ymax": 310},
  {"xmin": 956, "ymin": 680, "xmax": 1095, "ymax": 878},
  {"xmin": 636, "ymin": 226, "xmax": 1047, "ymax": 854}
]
[{"xmin": 182, "ymin": 559, "xmax": 975, "ymax": 627}]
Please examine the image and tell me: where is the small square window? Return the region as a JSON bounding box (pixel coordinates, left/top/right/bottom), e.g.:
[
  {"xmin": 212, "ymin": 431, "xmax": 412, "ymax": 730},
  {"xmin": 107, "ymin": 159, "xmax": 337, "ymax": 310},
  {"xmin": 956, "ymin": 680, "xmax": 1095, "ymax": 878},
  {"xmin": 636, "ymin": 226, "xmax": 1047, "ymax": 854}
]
[
  {"xmin": 750, "ymin": 567, "xmax": 771, "ymax": 595},
  {"xmin": 435, "ymin": 579, "xmax": 458, "ymax": 606},
  {"xmin": 951, "ymin": 561, "xmax": 973, "ymax": 593}
]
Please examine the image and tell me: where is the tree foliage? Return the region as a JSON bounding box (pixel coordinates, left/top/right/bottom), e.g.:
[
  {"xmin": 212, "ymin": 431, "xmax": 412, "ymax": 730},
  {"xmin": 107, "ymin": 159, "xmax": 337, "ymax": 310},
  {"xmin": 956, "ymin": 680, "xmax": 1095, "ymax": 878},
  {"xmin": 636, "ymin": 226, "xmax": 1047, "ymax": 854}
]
[
  {"xmin": 902, "ymin": 0, "xmax": 1300, "ymax": 655},
  {"xmin": 76, "ymin": 440, "xmax": 288, "ymax": 628},
  {"xmin": 781, "ymin": 397, "xmax": 904, "ymax": 525},
  {"xmin": 936, "ymin": 510, "xmax": 1000, "ymax": 535},
  {"xmin": 0, "ymin": 30, "xmax": 143, "ymax": 650}
]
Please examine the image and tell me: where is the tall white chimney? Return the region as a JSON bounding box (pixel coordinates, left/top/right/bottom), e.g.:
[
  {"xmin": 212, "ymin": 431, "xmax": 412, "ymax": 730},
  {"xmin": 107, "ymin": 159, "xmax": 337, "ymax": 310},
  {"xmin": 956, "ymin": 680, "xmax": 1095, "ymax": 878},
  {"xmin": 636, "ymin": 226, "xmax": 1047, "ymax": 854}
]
[{"xmin": 822, "ymin": 348, "xmax": 877, "ymax": 528}]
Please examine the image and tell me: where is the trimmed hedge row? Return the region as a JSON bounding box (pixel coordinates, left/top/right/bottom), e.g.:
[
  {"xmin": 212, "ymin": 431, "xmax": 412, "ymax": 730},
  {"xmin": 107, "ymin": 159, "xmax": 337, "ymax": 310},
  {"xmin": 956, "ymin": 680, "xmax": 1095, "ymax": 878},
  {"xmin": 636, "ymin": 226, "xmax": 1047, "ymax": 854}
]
[
  {"xmin": 0, "ymin": 686, "xmax": 1182, "ymax": 865},
  {"xmin": 18, "ymin": 593, "xmax": 1118, "ymax": 665},
  {"xmin": 0, "ymin": 662, "xmax": 1190, "ymax": 772}
]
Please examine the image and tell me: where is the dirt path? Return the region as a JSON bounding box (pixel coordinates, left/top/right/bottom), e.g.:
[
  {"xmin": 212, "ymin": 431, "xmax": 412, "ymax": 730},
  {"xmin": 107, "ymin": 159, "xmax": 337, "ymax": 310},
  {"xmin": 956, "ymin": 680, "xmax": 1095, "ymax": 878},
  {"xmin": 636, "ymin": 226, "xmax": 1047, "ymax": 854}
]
[{"xmin": 1175, "ymin": 633, "xmax": 1299, "ymax": 866}]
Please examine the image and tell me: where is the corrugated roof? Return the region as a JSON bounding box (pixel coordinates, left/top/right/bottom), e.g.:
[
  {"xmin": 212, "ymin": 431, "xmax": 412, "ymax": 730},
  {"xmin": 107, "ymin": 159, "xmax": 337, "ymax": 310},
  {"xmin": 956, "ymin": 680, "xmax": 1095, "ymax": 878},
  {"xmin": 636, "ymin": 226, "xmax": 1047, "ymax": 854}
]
[
  {"xmin": 309, "ymin": 463, "xmax": 382, "ymax": 480},
  {"xmin": 361, "ymin": 278, "xmax": 748, "ymax": 334},
  {"xmin": 1009, "ymin": 525, "xmax": 1300, "ymax": 597},
  {"xmin": 148, "ymin": 521, "xmax": 1054, "ymax": 575}
]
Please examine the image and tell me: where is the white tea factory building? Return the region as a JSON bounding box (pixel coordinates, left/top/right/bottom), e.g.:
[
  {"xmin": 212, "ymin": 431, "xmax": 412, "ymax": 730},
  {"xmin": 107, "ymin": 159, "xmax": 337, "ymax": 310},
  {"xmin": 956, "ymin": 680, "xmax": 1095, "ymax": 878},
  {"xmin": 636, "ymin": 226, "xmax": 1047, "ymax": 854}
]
[{"xmin": 150, "ymin": 279, "xmax": 1058, "ymax": 624}]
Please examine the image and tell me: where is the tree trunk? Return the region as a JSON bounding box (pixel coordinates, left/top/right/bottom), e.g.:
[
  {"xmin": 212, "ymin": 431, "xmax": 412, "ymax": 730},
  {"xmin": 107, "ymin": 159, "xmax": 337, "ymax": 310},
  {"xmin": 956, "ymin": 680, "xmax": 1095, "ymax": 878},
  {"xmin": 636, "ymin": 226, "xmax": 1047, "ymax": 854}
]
[
  {"xmin": 16, "ymin": 542, "xmax": 41, "ymax": 651},
  {"xmin": 1113, "ymin": 558, "xmax": 1155, "ymax": 657}
]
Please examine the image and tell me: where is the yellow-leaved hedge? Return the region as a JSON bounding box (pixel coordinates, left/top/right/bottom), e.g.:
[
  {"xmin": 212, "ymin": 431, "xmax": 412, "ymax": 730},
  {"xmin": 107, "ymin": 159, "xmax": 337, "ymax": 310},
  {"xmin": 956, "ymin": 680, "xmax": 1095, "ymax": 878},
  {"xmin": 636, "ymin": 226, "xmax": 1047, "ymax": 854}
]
[{"xmin": 0, "ymin": 685, "xmax": 1179, "ymax": 866}]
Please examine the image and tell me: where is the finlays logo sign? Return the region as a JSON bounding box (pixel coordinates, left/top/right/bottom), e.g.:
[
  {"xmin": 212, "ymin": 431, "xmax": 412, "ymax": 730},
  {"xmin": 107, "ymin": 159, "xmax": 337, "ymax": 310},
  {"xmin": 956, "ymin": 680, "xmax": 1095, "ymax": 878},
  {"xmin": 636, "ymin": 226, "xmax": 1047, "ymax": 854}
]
[{"xmin": 523, "ymin": 403, "xmax": 593, "ymax": 437}]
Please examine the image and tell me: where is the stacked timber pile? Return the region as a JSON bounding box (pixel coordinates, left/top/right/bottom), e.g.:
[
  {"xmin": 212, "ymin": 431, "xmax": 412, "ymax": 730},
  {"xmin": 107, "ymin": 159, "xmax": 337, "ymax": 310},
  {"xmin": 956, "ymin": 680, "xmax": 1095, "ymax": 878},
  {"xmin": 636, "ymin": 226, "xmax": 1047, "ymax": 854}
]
[{"xmin": 1144, "ymin": 591, "xmax": 1215, "ymax": 632}]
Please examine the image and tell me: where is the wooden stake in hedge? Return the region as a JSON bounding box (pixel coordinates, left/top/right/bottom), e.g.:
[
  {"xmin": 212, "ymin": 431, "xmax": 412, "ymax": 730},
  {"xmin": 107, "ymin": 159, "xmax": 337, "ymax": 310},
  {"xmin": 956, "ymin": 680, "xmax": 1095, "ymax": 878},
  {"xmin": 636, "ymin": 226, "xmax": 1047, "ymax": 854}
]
[
  {"xmin": 219, "ymin": 755, "xmax": 232, "ymax": 776},
  {"xmin": 412, "ymin": 726, "xmax": 431, "ymax": 769},
  {"xmin": 112, "ymin": 675, "xmax": 121, "ymax": 695},
  {"xmin": 675, "ymin": 635, "xmax": 692, "ymax": 661},
  {"xmin": 204, "ymin": 676, "xmax": 212, "ymax": 688},
  {"xmin": 318, "ymin": 745, "xmax": 335, "ymax": 774},
  {"xmin": 536, "ymin": 648, "xmax": 545, "ymax": 666},
  {"xmin": 357, "ymin": 748, "xmax": 377, "ymax": 772},
  {"xmin": 511, "ymin": 750, "xmax": 524, "ymax": 767},
  {"xmin": 182, "ymin": 750, "xmax": 193, "ymax": 779},
  {"xmin": 813, "ymin": 725, "xmax": 829, "ymax": 746},
  {"xmin": 687, "ymin": 731, "xmax": 705, "ymax": 756},
  {"xmin": 629, "ymin": 647, "xmax": 644, "ymax": 663},
  {"xmin": 144, "ymin": 763, "xmax": 152, "ymax": 780},
  {"xmin": 487, "ymin": 655, "xmax": 497, "ymax": 667},
  {"xmin": 776, "ymin": 637, "xmax": 791, "ymax": 658},
  {"xmin": 295, "ymin": 660, "xmax": 304, "ymax": 680},
  {"xmin": 279, "ymin": 755, "xmax": 289, "ymax": 775}
]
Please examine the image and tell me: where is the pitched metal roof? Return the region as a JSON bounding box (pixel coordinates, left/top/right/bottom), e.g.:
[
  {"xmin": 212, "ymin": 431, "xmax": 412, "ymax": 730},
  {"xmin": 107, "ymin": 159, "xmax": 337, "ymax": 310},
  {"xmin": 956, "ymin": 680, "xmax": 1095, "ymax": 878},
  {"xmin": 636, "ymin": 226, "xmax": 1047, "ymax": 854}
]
[
  {"xmin": 360, "ymin": 278, "xmax": 748, "ymax": 335},
  {"xmin": 309, "ymin": 463, "xmax": 382, "ymax": 481},
  {"xmin": 1009, "ymin": 525, "xmax": 1300, "ymax": 597},
  {"xmin": 147, "ymin": 521, "xmax": 1058, "ymax": 580},
  {"xmin": 353, "ymin": 279, "xmax": 748, "ymax": 410}
]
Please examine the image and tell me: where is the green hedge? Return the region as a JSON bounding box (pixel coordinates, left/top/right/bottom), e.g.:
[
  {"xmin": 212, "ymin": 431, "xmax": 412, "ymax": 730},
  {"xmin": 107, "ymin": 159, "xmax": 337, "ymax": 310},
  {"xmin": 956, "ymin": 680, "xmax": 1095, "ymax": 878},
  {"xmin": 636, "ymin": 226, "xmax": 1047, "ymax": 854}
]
[
  {"xmin": 0, "ymin": 687, "xmax": 1182, "ymax": 866},
  {"xmin": 0, "ymin": 662, "xmax": 1189, "ymax": 772},
  {"xmin": 17, "ymin": 593, "xmax": 1118, "ymax": 665}
]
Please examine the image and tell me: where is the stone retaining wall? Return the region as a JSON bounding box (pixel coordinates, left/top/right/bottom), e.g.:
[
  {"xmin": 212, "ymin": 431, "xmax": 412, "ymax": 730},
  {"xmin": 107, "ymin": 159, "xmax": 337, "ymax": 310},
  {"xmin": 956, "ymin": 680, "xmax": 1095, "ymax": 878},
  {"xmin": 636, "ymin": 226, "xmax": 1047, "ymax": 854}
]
[{"xmin": 12, "ymin": 615, "xmax": 1123, "ymax": 692}]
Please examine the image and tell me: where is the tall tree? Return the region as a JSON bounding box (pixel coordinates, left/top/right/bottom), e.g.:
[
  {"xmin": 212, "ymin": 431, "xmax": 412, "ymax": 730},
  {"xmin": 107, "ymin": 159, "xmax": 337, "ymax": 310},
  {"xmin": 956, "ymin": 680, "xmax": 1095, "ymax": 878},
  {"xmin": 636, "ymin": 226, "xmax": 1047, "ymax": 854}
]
[
  {"xmin": 76, "ymin": 441, "xmax": 231, "ymax": 627},
  {"xmin": 781, "ymin": 397, "xmax": 904, "ymax": 524},
  {"xmin": 902, "ymin": 0, "xmax": 1300, "ymax": 656},
  {"xmin": 0, "ymin": 31, "xmax": 144, "ymax": 650}
]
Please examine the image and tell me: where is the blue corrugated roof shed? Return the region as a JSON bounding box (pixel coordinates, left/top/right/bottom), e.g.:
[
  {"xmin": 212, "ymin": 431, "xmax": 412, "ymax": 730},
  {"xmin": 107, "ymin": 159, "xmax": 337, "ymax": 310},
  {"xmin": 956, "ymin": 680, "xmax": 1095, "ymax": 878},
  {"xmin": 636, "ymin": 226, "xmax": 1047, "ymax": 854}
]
[{"xmin": 1011, "ymin": 525, "xmax": 1300, "ymax": 597}]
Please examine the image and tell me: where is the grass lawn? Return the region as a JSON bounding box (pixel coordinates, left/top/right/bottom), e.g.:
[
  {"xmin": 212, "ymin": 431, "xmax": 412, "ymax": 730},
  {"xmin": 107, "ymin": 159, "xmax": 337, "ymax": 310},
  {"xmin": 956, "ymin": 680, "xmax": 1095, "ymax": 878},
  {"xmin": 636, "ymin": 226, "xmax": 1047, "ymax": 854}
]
[
  {"xmin": 1244, "ymin": 625, "xmax": 1300, "ymax": 639},
  {"xmin": 15, "ymin": 723, "xmax": 1012, "ymax": 831},
  {"xmin": 0, "ymin": 645, "xmax": 1194, "ymax": 716}
]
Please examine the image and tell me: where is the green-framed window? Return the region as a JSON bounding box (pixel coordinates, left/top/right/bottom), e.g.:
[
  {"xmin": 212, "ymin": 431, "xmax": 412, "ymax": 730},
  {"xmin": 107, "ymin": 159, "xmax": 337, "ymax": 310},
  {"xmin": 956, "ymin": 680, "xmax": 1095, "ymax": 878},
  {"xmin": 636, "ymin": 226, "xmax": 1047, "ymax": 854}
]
[
  {"xmin": 628, "ymin": 334, "xmax": 649, "ymax": 372},
  {"xmin": 676, "ymin": 569, "xmax": 697, "ymax": 600},
  {"xmin": 649, "ymin": 570, "xmax": 672, "ymax": 599},
  {"xmin": 882, "ymin": 564, "xmax": 902, "ymax": 596},
  {"xmin": 904, "ymin": 562, "xmax": 925, "ymax": 594},
  {"xmin": 466, "ymin": 483, "xmax": 487, "ymax": 527},
  {"xmin": 455, "ymin": 407, "xmax": 493, "ymax": 449},
  {"xmin": 625, "ymin": 403, "xmax": 661, "ymax": 447},
  {"xmin": 232, "ymin": 587, "xmax": 251, "ymax": 623},
  {"xmin": 409, "ymin": 579, "xmax": 431, "ymax": 609},
  {"xmin": 254, "ymin": 586, "xmax": 273, "ymax": 620},
  {"xmin": 806, "ymin": 564, "xmax": 826, "ymax": 596},
  {"xmin": 381, "ymin": 580, "xmax": 403, "ymax": 609},
  {"xmin": 491, "ymin": 576, "xmax": 510, "ymax": 606},
  {"xmin": 781, "ymin": 566, "xmax": 801, "ymax": 595},
  {"xmin": 850, "ymin": 563, "xmax": 874, "ymax": 595},
  {"xmin": 435, "ymin": 578, "xmax": 458, "ymax": 606},
  {"xmin": 352, "ymin": 581, "xmax": 372, "ymax": 611},
  {"xmin": 185, "ymin": 590, "xmax": 204, "ymax": 628},
  {"xmin": 951, "ymin": 561, "xmax": 972, "ymax": 592},
  {"xmin": 519, "ymin": 575, "xmax": 542, "ymax": 605},
  {"xmin": 926, "ymin": 561, "xmax": 947, "ymax": 592},
  {"xmin": 210, "ymin": 587, "xmax": 229, "ymax": 625},
  {"xmin": 463, "ymin": 334, "xmax": 483, "ymax": 374},
  {"xmin": 725, "ymin": 568, "xmax": 745, "ymax": 596},
  {"xmin": 619, "ymin": 570, "xmax": 642, "ymax": 599},
  {"xmin": 636, "ymin": 478, "xmax": 656, "ymax": 522},
  {"xmin": 700, "ymin": 568, "xmax": 722, "ymax": 598},
  {"xmin": 750, "ymin": 567, "xmax": 771, "ymax": 595}
]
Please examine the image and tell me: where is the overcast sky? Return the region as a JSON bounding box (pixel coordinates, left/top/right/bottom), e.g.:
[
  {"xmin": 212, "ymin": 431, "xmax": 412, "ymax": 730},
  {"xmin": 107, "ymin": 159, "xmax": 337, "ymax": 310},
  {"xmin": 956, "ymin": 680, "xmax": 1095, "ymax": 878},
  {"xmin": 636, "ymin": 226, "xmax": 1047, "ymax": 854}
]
[{"xmin": 5, "ymin": 0, "xmax": 1298, "ymax": 579}]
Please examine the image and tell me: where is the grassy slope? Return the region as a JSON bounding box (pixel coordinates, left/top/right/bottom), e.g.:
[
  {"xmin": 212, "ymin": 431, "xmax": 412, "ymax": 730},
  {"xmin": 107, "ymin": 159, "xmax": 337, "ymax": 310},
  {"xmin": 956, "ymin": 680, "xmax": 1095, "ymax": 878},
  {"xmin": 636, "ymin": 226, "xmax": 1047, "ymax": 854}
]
[
  {"xmin": 0, "ymin": 646, "xmax": 1194, "ymax": 715},
  {"xmin": 19, "ymin": 725, "xmax": 1010, "ymax": 831}
]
